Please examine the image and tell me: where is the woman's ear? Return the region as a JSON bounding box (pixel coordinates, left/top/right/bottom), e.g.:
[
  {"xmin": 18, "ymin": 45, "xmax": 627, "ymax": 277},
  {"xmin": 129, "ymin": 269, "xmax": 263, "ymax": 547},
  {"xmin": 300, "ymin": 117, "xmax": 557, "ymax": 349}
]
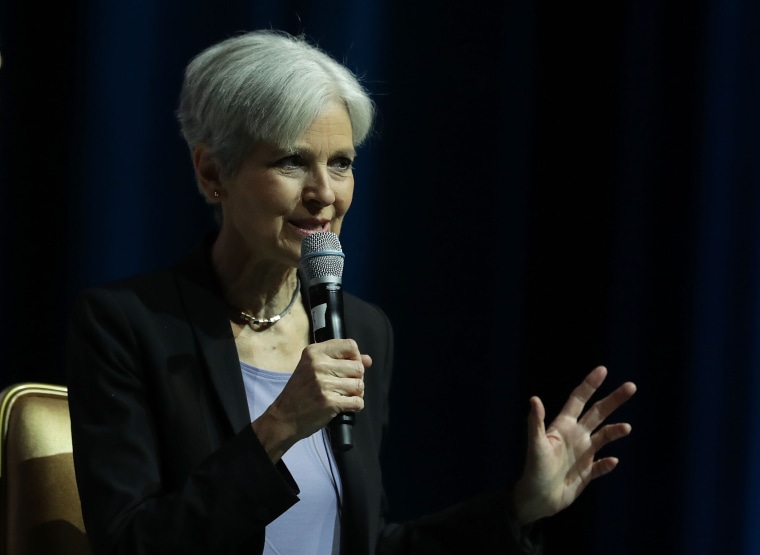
[{"xmin": 193, "ymin": 145, "xmax": 223, "ymax": 202}]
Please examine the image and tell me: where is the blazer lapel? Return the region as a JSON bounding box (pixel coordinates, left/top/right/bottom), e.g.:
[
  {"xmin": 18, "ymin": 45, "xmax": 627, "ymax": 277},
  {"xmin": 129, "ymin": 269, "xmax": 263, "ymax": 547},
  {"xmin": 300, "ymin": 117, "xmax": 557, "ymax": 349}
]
[{"xmin": 173, "ymin": 238, "xmax": 251, "ymax": 433}]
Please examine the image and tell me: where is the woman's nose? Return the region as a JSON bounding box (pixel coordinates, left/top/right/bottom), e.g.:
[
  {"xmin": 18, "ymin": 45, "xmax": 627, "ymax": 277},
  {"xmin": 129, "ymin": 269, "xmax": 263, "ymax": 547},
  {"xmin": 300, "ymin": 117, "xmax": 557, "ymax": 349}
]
[{"xmin": 303, "ymin": 167, "xmax": 336, "ymax": 206}]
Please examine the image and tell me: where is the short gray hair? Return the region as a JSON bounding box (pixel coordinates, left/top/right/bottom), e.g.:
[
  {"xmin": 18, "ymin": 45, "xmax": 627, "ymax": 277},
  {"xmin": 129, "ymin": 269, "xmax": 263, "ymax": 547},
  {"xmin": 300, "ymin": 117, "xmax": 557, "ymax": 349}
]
[{"xmin": 177, "ymin": 29, "xmax": 375, "ymax": 180}]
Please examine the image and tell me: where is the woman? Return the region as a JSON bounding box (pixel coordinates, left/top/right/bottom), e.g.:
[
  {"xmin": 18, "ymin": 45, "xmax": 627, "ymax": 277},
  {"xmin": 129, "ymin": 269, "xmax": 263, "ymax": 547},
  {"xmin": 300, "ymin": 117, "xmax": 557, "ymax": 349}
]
[{"xmin": 67, "ymin": 29, "xmax": 636, "ymax": 555}]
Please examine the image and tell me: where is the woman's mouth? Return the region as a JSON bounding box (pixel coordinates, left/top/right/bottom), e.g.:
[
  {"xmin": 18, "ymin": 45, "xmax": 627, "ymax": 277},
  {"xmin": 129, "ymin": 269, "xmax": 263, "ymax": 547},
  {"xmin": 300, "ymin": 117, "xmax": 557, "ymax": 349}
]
[{"xmin": 289, "ymin": 220, "xmax": 330, "ymax": 235}]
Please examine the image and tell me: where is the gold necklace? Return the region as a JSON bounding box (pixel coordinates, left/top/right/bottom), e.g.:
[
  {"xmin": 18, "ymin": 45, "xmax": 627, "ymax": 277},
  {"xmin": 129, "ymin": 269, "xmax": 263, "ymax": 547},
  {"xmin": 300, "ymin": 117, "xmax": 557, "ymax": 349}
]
[{"xmin": 237, "ymin": 276, "xmax": 300, "ymax": 328}]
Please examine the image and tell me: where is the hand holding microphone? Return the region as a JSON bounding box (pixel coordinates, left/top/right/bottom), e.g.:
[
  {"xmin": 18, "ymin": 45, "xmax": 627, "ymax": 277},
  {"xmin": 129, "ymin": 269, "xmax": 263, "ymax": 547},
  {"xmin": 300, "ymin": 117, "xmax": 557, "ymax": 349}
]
[{"xmin": 299, "ymin": 231, "xmax": 363, "ymax": 452}]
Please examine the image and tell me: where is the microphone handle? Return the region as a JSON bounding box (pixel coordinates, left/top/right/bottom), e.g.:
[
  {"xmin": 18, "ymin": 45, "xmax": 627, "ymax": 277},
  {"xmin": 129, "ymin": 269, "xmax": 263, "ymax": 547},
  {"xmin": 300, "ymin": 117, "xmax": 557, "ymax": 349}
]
[{"xmin": 309, "ymin": 282, "xmax": 355, "ymax": 452}]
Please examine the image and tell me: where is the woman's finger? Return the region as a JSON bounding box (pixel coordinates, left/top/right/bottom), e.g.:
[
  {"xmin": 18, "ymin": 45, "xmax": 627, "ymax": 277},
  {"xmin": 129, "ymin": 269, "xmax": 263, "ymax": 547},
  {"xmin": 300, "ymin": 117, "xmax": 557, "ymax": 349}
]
[
  {"xmin": 579, "ymin": 381, "xmax": 637, "ymax": 431},
  {"xmin": 557, "ymin": 366, "xmax": 608, "ymax": 420},
  {"xmin": 589, "ymin": 422, "xmax": 633, "ymax": 453}
]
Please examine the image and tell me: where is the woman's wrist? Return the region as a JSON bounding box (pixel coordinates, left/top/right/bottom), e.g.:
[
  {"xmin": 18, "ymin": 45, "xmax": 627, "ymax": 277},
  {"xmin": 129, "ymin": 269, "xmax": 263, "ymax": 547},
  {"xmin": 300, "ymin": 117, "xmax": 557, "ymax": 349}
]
[
  {"xmin": 251, "ymin": 409, "xmax": 296, "ymax": 464},
  {"xmin": 512, "ymin": 478, "xmax": 546, "ymax": 526}
]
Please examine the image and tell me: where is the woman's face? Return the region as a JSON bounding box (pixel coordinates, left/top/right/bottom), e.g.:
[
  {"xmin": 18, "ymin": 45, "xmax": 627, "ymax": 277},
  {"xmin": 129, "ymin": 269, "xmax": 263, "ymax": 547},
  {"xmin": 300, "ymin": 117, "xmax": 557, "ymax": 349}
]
[{"xmin": 217, "ymin": 100, "xmax": 356, "ymax": 268}]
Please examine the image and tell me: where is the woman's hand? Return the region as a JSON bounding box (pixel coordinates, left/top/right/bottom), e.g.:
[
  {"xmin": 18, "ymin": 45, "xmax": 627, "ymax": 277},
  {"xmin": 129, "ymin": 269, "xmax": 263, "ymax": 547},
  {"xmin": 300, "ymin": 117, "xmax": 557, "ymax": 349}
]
[
  {"xmin": 252, "ymin": 339, "xmax": 371, "ymax": 462},
  {"xmin": 513, "ymin": 365, "xmax": 637, "ymax": 524}
]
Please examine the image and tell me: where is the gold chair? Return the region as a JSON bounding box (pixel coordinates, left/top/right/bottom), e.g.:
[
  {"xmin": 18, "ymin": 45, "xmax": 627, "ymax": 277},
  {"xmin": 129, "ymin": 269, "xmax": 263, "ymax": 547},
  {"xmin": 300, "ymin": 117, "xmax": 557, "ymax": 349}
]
[{"xmin": 0, "ymin": 383, "xmax": 90, "ymax": 555}]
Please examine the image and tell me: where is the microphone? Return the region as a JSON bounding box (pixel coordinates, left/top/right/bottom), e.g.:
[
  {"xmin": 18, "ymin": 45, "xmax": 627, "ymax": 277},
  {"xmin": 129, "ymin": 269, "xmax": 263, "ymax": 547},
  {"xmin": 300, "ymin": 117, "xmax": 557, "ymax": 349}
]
[{"xmin": 299, "ymin": 231, "xmax": 354, "ymax": 452}]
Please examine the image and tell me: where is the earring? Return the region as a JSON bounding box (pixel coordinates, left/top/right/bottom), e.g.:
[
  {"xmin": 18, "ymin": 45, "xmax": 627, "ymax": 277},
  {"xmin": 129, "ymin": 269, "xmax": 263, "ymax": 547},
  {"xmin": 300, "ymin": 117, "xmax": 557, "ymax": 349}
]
[{"xmin": 213, "ymin": 190, "xmax": 220, "ymax": 198}]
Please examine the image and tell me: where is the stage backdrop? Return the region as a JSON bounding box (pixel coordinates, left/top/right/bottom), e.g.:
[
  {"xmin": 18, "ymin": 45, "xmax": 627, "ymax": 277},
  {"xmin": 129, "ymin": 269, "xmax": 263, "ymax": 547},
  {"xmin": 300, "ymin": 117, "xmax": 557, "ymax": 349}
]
[{"xmin": 0, "ymin": 1, "xmax": 758, "ymax": 554}]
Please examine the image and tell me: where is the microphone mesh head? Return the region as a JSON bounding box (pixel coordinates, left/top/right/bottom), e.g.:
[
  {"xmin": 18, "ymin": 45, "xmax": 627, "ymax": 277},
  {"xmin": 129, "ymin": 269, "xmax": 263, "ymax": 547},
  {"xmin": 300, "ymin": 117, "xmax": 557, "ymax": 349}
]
[{"xmin": 299, "ymin": 231, "xmax": 345, "ymax": 281}]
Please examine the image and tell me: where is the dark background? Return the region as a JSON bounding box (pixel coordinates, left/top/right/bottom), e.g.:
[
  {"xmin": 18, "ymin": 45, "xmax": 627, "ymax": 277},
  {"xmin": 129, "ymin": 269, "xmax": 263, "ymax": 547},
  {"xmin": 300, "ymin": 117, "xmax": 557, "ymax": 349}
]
[{"xmin": 1, "ymin": 1, "xmax": 759, "ymax": 554}]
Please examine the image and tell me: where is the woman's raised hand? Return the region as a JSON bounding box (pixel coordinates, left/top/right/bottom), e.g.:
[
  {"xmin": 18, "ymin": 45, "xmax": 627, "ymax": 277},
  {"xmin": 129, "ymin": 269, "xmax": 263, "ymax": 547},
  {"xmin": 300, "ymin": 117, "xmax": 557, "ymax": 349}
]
[{"xmin": 513, "ymin": 366, "xmax": 637, "ymax": 524}]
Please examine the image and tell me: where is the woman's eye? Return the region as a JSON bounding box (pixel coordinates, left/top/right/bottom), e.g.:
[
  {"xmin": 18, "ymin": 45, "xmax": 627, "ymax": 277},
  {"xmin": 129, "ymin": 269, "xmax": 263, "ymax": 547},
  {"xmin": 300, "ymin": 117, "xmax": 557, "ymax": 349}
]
[
  {"xmin": 332, "ymin": 157, "xmax": 353, "ymax": 171},
  {"xmin": 277, "ymin": 155, "xmax": 304, "ymax": 169}
]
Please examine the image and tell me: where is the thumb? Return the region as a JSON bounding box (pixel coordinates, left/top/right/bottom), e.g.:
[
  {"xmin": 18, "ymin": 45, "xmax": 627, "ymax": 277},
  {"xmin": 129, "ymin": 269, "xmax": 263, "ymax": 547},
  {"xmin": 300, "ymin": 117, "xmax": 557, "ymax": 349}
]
[{"xmin": 526, "ymin": 396, "xmax": 546, "ymax": 445}]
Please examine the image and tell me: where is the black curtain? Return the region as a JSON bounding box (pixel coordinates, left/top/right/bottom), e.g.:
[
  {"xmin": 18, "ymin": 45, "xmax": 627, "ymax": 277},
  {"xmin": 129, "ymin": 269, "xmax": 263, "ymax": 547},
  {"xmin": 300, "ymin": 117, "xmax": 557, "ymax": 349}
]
[{"xmin": 1, "ymin": 1, "xmax": 758, "ymax": 553}]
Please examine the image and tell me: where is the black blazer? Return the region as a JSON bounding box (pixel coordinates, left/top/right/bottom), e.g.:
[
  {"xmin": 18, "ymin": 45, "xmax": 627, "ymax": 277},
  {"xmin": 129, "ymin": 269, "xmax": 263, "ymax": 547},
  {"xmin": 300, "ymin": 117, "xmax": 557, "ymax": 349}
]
[{"xmin": 67, "ymin": 239, "xmax": 539, "ymax": 555}]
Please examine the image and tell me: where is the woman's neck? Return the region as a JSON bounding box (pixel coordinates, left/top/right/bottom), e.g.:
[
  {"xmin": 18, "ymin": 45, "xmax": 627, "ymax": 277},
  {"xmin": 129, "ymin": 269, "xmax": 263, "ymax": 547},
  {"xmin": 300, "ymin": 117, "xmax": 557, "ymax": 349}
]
[{"xmin": 211, "ymin": 236, "xmax": 299, "ymax": 319}]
